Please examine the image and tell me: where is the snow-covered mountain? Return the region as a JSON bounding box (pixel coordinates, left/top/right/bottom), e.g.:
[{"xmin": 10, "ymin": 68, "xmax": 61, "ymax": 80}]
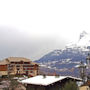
[
  {"xmin": 36, "ymin": 31, "xmax": 90, "ymax": 76},
  {"xmin": 66, "ymin": 31, "xmax": 90, "ymax": 49}
]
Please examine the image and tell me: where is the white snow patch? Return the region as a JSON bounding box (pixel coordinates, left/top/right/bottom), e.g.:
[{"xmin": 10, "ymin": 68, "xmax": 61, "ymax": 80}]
[{"xmin": 21, "ymin": 75, "xmax": 81, "ymax": 86}]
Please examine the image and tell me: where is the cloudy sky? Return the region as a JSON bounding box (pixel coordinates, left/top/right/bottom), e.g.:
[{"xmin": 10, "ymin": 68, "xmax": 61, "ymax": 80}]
[{"xmin": 0, "ymin": 0, "xmax": 90, "ymax": 60}]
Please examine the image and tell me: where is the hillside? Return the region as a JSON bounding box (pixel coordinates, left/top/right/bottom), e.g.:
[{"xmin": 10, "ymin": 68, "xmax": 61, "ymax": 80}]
[{"xmin": 36, "ymin": 31, "xmax": 90, "ymax": 76}]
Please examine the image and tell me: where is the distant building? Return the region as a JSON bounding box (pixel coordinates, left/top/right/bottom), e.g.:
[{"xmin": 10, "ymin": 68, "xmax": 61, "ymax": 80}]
[
  {"xmin": 21, "ymin": 75, "xmax": 82, "ymax": 90},
  {"xmin": 79, "ymin": 86, "xmax": 89, "ymax": 90},
  {"xmin": 0, "ymin": 57, "xmax": 39, "ymax": 77},
  {"xmin": 79, "ymin": 80, "xmax": 90, "ymax": 90}
]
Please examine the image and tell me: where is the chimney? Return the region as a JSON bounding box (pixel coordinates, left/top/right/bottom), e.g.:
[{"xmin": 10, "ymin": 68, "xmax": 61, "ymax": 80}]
[{"xmin": 43, "ymin": 74, "xmax": 46, "ymax": 78}]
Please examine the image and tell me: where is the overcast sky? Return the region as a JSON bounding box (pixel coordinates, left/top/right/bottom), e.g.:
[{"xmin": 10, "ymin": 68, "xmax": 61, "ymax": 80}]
[{"xmin": 0, "ymin": 0, "xmax": 90, "ymax": 60}]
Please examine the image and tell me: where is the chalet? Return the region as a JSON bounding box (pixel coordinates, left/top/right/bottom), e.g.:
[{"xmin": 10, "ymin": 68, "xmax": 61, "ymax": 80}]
[
  {"xmin": 21, "ymin": 75, "xmax": 82, "ymax": 90},
  {"xmin": 0, "ymin": 57, "xmax": 39, "ymax": 77}
]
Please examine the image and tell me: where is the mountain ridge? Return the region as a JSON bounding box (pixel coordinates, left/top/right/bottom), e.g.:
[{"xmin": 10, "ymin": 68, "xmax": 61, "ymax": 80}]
[{"xmin": 36, "ymin": 31, "xmax": 90, "ymax": 76}]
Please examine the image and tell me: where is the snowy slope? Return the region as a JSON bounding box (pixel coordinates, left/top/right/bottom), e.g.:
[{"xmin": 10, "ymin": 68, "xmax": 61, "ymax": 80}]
[
  {"xmin": 66, "ymin": 31, "xmax": 90, "ymax": 49},
  {"xmin": 36, "ymin": 31, "xmax": 90, "ymax": 76}
]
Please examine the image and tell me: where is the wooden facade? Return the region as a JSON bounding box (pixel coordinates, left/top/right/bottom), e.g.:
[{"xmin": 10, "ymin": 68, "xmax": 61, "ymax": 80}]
[
  {"xmin": 0, "ymin": 65, "xmax": 7, "ymax": 71},
  {"xmin": 26, "ymin": 83, "xmax": 63, "ymax": 90}
]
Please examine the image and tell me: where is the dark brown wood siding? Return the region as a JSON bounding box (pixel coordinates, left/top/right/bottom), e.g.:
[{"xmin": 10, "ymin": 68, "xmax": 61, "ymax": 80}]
[
  {"xmin": 0, "ymin": 65, "xmax": 7, "ymax": 71},
  {"xmin": 27, "ymin": 84, "xmax": 45, "ymax": 90}
]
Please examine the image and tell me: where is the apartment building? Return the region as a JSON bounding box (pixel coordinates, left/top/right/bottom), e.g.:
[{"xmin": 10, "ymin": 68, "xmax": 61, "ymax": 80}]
[{"xmin": 0, "ymin": 57, "xmax": 39, "ymax": 77}]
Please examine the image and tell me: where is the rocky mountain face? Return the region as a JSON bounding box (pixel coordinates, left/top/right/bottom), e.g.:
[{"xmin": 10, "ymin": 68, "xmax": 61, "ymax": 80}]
[{"xmin": 36, "ymin": 31, "xmax": 90, "ymax": 76}]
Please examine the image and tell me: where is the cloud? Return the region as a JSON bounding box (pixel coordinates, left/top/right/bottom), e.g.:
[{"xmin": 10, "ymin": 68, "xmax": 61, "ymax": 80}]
[
  {"xmin": 1, "ymin": 0, "xmax": 90, "ymax": 60},
  {"xmin": 0, "ymin": 27, "xmax": 67, "ymax": 60}
]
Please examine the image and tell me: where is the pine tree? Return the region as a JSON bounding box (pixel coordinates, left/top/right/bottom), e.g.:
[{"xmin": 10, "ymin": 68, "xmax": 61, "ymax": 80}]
[{"xmin": 62, "ymin": 80, "xmax": 79, "ymax": 90}]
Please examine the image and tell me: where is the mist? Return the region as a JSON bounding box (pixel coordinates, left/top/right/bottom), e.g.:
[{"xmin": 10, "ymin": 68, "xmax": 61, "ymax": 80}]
[{"xmin": 0, "ymin": 27, "xmax": 67, "ymax": 60}]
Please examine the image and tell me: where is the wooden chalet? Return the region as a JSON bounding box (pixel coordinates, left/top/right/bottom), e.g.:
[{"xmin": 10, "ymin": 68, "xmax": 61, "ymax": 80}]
[{"xmin": 21, "ymin": 75, "xmax": 82, "ymax": 90}]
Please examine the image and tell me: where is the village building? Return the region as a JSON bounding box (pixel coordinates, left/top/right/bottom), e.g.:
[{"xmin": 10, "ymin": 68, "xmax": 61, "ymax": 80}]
[
  {"xmin": 79, "ymin": 80, "xmax": 90, "ymax": 90},
  {"xmin": 79, "ymin": 85, "xmax": 89, "ymax": 90},
  {"xmin": 0, "ymin": 57, "xmax": 39, "ymax": 77},
  {"xmin": 21, "ymin": 75, "xmax": 82, "ymax": 90}
]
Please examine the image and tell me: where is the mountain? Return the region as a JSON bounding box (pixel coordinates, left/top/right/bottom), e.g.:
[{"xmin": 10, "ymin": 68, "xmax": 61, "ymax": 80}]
[{"xmin": 36, "ymin": 31, "xmax": 90, "ymax": 76}]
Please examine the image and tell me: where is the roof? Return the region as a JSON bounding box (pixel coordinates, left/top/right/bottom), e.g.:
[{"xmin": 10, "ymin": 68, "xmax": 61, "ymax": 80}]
[
  {"xmin": 0, "ymin": 57, "xmax": 38, "ymax": 65},
  {"xmin": 0, "ymin": 60, "xmax": 9, "ymax": 65},
  {"xmin": 21, "ymin": 75, "xmax": 82, "ymax": 86},
  {"xmin": 67, "ymin": 76, "xmax": 82, "ymax": 81},
  {"xmin": 6, "ymin": 57, "xmax": 31, "ymax": 62}
]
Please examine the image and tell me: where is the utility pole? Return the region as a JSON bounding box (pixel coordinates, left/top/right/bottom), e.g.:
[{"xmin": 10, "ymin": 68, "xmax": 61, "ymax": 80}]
[
  {"xmin": 86, "ymin": 53, "xmax": 90, "ymax": 69},
  {"xmin": 78, "ymin": 61, "xmax": 86, "ymax": 83},
  {"xmin": 86, "ymin": 53, "xmax": 90, "ymax": 80}
]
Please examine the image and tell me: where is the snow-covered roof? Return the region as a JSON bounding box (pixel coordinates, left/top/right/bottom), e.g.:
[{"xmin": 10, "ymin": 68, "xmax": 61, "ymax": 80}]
[{"xmin": 21, "ymin": 75, "xmax": 82, "ymax": 86}]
